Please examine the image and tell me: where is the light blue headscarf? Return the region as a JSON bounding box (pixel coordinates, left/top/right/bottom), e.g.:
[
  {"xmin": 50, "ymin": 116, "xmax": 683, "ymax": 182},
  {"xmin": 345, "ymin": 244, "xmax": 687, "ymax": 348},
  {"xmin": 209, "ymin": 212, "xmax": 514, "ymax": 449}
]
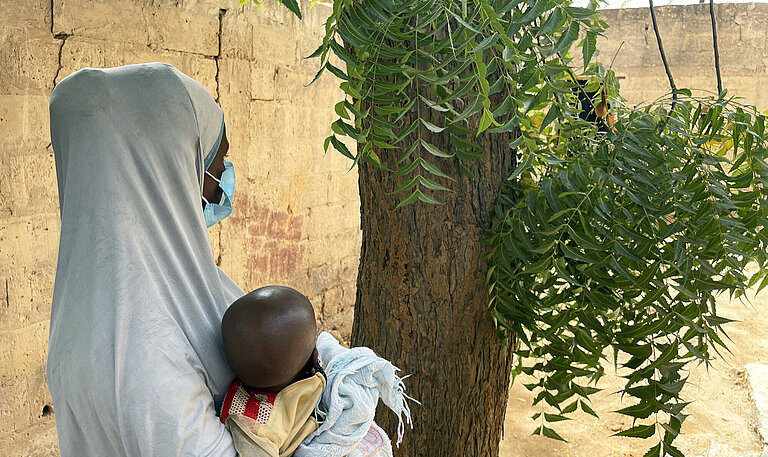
[{"xmin": 48, "ymin": 63, "xmax": 242, "ymax": 457}]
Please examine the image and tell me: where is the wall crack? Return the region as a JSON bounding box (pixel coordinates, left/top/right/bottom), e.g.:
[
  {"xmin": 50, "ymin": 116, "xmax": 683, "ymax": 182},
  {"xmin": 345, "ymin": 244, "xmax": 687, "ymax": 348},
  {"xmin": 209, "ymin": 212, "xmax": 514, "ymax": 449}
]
[
  {"xmin": 52, "ymin": 33, "xmax": 70, "ymax": 89},
  {"xmin": 51, "ymin": 0, "xmax": 70, "ymax": 89},
  {"xmin": 4, "ymin": 279, "xmax": 9, "ymax": 309},
  {"xmin": 214, "ymin": 8, "xmax": 226, "ymax": 102}
]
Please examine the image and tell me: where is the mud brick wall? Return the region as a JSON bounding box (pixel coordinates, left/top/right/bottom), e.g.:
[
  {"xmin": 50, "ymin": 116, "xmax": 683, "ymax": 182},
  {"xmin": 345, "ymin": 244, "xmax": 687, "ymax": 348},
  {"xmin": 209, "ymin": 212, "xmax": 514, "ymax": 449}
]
[
  {"xmin": 5, "ymin": 1, "xmax": 768, "ymax": 455},
  {"xmin": 0, "ymin": 0, "xmax": 360, "ymax": 454},
  {"xmin": 599, "ymin": 3, "xmax": 768, "ymax": 111}
]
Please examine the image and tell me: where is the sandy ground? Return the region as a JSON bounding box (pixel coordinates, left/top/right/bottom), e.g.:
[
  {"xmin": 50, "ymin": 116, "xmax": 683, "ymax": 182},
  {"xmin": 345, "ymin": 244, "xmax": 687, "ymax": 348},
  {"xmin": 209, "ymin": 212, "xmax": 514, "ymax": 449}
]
[{"xmin": 499, "ymin": 287, "xmax": 768, "ymax": 457}]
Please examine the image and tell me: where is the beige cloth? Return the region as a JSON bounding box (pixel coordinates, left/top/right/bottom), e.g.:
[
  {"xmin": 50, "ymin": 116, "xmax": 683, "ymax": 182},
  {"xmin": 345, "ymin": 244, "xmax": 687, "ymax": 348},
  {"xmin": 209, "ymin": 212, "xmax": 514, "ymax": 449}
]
[{"xmin": 224, "ymin": 372, "xmax": 325, "ymax": 457}]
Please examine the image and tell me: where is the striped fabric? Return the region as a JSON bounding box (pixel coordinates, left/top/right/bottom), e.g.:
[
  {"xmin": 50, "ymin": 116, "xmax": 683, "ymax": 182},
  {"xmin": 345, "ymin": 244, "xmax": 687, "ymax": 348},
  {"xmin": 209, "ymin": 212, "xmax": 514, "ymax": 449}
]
[{"xmin": 220, "ymin": 380, "xmax": 277, "ymax": 425}]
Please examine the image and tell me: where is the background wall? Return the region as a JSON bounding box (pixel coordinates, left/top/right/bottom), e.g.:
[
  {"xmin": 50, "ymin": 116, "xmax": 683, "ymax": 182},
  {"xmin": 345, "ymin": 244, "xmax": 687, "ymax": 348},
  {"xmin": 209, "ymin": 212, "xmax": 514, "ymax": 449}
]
[
  {"xmin": 599, "ymin": 3, "xmax": 768, "ymax": 111},
  {"xmin": 0, "ymin": 0, "xmax": 359, "ymax": 455},
  {"xmin": 3, "ymin": 1, "xmax": 768, "ymax": 456}
]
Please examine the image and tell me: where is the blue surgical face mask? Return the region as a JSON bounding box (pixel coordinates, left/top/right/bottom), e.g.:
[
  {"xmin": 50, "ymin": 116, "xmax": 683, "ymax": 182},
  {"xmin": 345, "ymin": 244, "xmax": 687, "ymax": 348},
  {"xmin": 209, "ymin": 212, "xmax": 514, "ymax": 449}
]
[{"xmin": 202, "ymin": 160, "xmax": 235, "ymax": 228}]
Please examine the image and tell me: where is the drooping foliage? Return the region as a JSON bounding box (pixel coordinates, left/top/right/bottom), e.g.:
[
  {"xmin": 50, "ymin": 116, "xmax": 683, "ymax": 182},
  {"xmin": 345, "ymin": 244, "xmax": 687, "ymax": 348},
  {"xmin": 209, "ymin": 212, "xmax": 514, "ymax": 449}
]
[
  {"xmin": 488, "ymin": 94, "xmax": 768, "ymax": 456},
  {"xmin": 306, "ymin": 0, "xmax": 608, "ymax": 207},
  {"xmin": 250, "ymin": 0, "xmax": 768, "ymax": 455}
]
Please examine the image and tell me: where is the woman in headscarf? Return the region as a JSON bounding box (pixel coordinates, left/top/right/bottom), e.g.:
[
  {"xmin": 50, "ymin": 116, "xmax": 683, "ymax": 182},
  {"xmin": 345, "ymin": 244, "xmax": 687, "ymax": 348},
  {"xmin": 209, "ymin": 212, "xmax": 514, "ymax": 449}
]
[{"xmin": 47, "ymin": 62, "xmax": 242, "ymax": 456}]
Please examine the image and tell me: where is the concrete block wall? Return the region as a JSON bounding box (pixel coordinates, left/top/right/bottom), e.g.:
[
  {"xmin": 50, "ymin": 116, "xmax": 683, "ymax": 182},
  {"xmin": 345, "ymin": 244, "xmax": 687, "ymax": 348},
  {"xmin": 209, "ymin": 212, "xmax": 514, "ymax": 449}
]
[
  {"xmin": 0, "ymin": 0, "xmax": 360, "ymax": 454},
  {"xmin": 599, "ymin": 3, "xmax": 768, "ymax": 111}
]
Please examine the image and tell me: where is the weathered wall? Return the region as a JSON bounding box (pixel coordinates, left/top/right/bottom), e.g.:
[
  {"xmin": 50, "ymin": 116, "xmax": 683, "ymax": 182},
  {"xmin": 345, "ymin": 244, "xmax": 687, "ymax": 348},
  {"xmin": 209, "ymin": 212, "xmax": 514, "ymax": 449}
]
[
  {"xmin": 0, "ymin": 0, "xmax": 359, "ymax": 455},
  {"xmin": 599, "ymin": 3, "xmax": 768, "ymax": 111},
  {"xmin": 4, "ymin": 1, "xmax": 768, "ymax": 456}
]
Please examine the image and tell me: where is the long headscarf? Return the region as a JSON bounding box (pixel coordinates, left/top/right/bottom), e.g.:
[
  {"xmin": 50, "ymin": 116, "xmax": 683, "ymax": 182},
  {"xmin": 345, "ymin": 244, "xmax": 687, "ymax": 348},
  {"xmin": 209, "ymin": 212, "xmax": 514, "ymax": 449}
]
[{"xmin": 47, "ymin": 62, "xmax": 242, "ymax": 456}]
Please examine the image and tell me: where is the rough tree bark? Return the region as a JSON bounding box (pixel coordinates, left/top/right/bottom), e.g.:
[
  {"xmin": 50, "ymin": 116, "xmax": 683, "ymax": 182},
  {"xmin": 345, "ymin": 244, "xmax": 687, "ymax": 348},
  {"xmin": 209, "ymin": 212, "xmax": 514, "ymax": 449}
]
[{"xmin": 351, "ymin": 93, "xmax": 517, "ymax": 456}]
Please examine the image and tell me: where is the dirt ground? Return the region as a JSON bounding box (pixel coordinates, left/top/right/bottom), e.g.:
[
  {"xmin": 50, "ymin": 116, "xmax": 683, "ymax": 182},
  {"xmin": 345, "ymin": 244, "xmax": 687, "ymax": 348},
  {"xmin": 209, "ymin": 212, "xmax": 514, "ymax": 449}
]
[{"xmin": 499, "ymin": 287, "xmax": 768, "ymax": 457}]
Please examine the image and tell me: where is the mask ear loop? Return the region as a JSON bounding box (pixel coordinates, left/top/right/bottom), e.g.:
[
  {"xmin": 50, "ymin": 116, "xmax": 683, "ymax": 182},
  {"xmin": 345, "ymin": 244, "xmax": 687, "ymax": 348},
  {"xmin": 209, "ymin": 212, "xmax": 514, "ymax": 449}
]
[
  {"xmin": 205, "ymin": 169, "xmax": 222, "ymax": 183},
  {"xmin": 200, "ymin": 119, "xmax": 226, "ymax": 193},
  {"xmin": 202, "ymin": 169, "xmax": 224, "ymax": 206}
]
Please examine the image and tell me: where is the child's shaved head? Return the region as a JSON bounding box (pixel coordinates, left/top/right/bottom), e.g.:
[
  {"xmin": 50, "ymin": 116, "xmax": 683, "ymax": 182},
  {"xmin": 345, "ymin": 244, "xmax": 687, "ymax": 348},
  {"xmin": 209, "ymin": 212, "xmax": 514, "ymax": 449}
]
[{"xmin": 222, "ymin": 285, "xmax": 317, "ymax": 392}]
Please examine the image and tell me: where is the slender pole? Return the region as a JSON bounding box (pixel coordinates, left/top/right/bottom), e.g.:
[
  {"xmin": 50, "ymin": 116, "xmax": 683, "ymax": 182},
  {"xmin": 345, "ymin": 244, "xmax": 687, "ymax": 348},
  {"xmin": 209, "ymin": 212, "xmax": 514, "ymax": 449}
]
[
  {"xmin": 709, "ymin": 0, "xmax": 723, "ymax": 95},
  {"xmin": 649, "ymin": 0, "xmax": 677, "ymax": 99},
  {"xmin": 649, "ymin": 0, "xmax": 678, "ymax": 132}
]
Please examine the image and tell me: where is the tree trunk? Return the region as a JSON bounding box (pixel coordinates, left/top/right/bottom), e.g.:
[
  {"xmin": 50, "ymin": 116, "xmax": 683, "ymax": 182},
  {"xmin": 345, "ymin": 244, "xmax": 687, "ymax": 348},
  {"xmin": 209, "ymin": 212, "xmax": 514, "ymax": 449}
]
[{"xmin": 351, "ymin": 100, "xmax": 516, "ymax": 456}]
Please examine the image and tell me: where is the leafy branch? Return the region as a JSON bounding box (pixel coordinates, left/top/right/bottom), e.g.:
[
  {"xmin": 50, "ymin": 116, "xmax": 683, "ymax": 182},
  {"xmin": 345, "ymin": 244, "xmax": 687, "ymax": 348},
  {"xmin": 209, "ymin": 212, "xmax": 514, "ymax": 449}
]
[{"xmin": 489, "ymin": 89, "xmax": 768, "ymax": 456}]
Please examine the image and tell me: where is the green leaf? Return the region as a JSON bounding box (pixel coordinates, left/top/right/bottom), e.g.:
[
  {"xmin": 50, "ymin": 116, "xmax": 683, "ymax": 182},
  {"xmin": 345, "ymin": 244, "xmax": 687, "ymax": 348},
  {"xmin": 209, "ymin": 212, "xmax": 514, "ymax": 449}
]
[
  {"xmin": 582, "ymin": 31, "xmax": 597, "ymax": 69},
  {"xmin": 560, "ymin": 242, "xmax": 593, "ymax": 263},
  {"xmin": 395, "ymin": 189, "xmax": 444, "ymax": 209},
  {"xmin": 325, "ymin": 63, "xmax": 349, "ymax": 81},
  {"xmin": 323, "ymin": 135, "xmax": 332, "ymax": 153},
  {"xmin": 474, "ymin": 33, "xmax": 500, "ymax": 53},
  {"xmin": 305, "ymin": 63, "xmax": 326, "ymax": 87},
  {"xmin": 416, "ymin": 189, "xmax": 444, "ymax": 205},
  {"xmin": 562, "ymin": 401, "xmax": 579, "ymax": 414},
  {"xmin": 553, "ymin": 257, "xmax": 581, "ymax": 285},
  {"xmin": 330, "ymin": 136, "xmax": 355, "ymax": 160},
  {"xmin": 541, "ymin": 425, "xmax": 568, "ymax": 442},
  {"xmin": 663, "ymin": 442, "xmax": 686, "ymax": 457},
  {"xmin": 490, "ymin": 117, "xmax": 520, "ymax": 133},
  {"xmin": 551, "ymin": 21, "xmax": 580, "ymax": 57},
  {"xmin": 363, "ymin": 149, "xmax": 383, "ymax": 168},
  {"xmin": 445, "ymin": 8, "xmax": 481, "ymax": 34},
  {"xmin": 548, "ymin": 208, "xmax": 578, "ymax": 223},
  {"xmin": 566, "ymin": 226, "xmax": 603, "ymax": 251},
  {"xmin": 420, "ymin": 119, "xmax": 445, "ymax": 133},
  {"xmin": 580, "ymin": 400, "xmax": 599, "ymax": 418},
  {"xmin": 537, "ymin": 7, "xmax": 564, "ymax": 37},
  {"xmin": 508, "ymin": 152, "xmax": 534, "ymax": 181},
  {"xmin": 420, "ymin": 139, "xmax": 453, "ymax": 158},
  {"xmin": 305, "ymin": 43, "xmax": 324, "ymax": 59},
  {"xmin": 278, "ymin": 0, "xmax": 301, "ymax": 18},
  {"xmin": 395, "ymin": 190, "xmax": 421, "ymax": 209},
  {"xmin": 614, "ymin": 424, "xmax": 656, "ymax": 439},
  {"xmin": 419, "ymin": 95, "xmax": 451, "ymax": 113},
  {"xmin": 332, "ymin": 119, "xmax": 358, "ymax": 139},
  {"xmin": 540, "ymin": 105, "xmax": 560, "ymax": 132},
  {"xmin": 564, "ymin": 6, "xmax": 597, "ymax": 19},
  {"xmin": 518, "ymin": 0, "xmax": 553, "ymax": 25},
  {"xmin": 616, "ymin": 401, "xmax": 656, "ymax": 419},
  {"xmin": 524, "ymin": 87, "xmax": 550, "ymax": 113},
  {"xmin": 392, "ymin": 176, "xmax": 421, "ymax": 194},
  {"xmin": 642, "ymin": 443, "xmax": 662, "ymax": 457},
  {"xmin": 544, "ymin": 413, "xmax": 570, "ymax": 422},
  {"xmin": 420, "ymin": 159, "xmax": 454, "ymax": 180},
  {"xmin": 418, "ymin": 175, "xmax": 453, "ymax": 192},
  {"xmin": 478, "ymin": 108, "xmax": 498, "ymax": 135},
  {"xmin": 334, "ymin": 101, "xmax": 350, "ymax": 120}
]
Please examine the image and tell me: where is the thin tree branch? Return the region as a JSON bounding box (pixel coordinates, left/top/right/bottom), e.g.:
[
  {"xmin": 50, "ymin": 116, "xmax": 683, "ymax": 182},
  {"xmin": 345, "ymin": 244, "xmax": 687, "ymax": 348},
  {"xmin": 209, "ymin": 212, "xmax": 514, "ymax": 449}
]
[
  {"xmin": 648, "ymin": 0, "xmax": 677, "ymax": 99},
  {"xmin": 608, "ymin": 41, "xmax": 625, "ymax": 71},
  {"xmin": 709, "ymin": 0, "xmax": 723, "ymax": 95},
  {"xmin": 649, "ymin": 0, "xmax": 678, "ymax": 133}
]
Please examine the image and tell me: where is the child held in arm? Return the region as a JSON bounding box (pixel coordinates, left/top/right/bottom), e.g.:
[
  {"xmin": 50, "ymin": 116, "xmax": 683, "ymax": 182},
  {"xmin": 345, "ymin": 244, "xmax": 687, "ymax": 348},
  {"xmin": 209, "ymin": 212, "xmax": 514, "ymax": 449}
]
[
  {"xmin": 220, "ymin": 285, "xmax": 415, "ymax": 457},
  {"xmin": 220, "ymin": 286, "xmax": 325, "ymax": 457}
]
